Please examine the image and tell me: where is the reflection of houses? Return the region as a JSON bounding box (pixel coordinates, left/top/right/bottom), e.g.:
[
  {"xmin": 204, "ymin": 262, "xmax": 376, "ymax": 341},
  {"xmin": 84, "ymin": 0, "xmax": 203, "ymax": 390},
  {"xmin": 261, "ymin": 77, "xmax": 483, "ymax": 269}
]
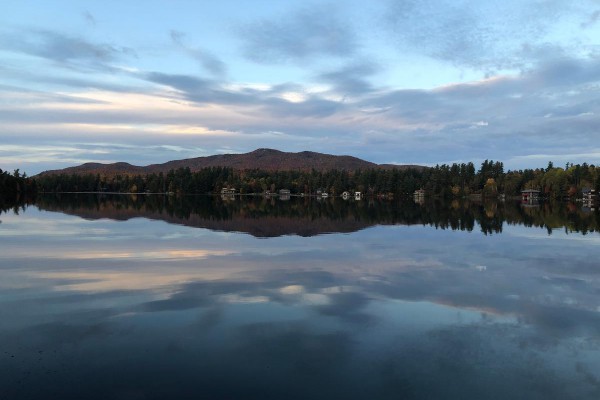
[
  {"xmin": 220, "ymin": 188, "xmax": 236, "ymax": 201},
  {"xmin": 278, "ymin": 189, "xmax": 291, "ymax": 201},
  {"xmin": 414, "ymin": 189, "xmax": 425, "ymax": 198},
  {"xmin": 521, "ymin": 189, "xmax": 540, "ymax": 204},
  {"xmin": 582, "ymin": 188, "xmax": 597, "ymax": 210},
  {"xmin": 413, "ymin": 189, "xmax": 425, "ymax": 204},
  {"xmin": 354, "ymin": 191, "xmax": 362, "ymax": 200},
  {"xmin": 582, "ymin": 188, "xmax": 596, "ymax": 202}
]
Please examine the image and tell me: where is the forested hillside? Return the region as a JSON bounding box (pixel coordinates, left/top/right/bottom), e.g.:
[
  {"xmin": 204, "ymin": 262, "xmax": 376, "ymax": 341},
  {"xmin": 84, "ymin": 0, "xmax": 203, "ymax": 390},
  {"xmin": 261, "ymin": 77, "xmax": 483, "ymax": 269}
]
[
  {"xmin": 38, "ymin": 148, "xmax": 389, "ymax": 176},
  {"xmin": 35, "ymin": 160, "xmax": 600, "ymax": 199}
]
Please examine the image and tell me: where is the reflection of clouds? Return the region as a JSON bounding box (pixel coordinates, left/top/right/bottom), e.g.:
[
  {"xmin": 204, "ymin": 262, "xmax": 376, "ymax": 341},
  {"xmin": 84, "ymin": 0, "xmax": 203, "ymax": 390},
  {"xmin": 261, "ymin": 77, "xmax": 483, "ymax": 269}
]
[
  {"xmin": 26, "ymin": 270, "xmax": 231, "ymax": 292},
  {"xmin": 0, "ymin": 214, "xmax": 110, "ymax": 237},
  {"xmin": 4, "ymin": 217, "xmax": 599, "ymax": 339},
  {"xmin": 279, "ymin": 284, "xmax": 305, "ymax": 294},
  {"xmin": 15, "ymin": 249, "xmax": 235, "ymax": 261},
  {"xmin": 3, "ymin": 210, "xmax": 600, "ymax": 398},
  {"xmin": 278, "ymin": 284, "xmax": 331, "ymax": 305},
  {"xmin": 313, "ymin": 291, "xmax": 374, "ymax": 324},
  {"xmin": 507, "ymin": 228, "xmax": 600, "ymax": 243},
  {"xmin": 3, "ymin": 211, "xmax": 600, "ymax": 356},
  {"xmin": 136, "ymin": 281, "xmax": 263, "ymax": 312},
  {"xmin": 1, "ymin": 249, "xmax": 236, "ymax": 262},
  {"xmin": 219, "ymin": 294, "xmax": 269, "ymax": 303}
]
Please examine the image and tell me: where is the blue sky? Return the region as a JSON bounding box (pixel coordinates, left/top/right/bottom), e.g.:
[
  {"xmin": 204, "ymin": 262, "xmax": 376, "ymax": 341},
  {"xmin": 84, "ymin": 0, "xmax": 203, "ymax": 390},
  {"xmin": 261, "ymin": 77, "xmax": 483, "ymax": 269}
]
[{"xmin": 1, "ymin": 0, "xmax": 600, "ymax": 174}]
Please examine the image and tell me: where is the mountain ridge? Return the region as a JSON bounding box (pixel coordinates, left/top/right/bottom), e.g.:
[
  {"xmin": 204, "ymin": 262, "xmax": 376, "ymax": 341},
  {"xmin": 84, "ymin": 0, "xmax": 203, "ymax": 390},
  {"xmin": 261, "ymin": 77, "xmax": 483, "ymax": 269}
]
[{"xmin": 37, "ymin": 148, "xmax": 424, "ymax": 176}]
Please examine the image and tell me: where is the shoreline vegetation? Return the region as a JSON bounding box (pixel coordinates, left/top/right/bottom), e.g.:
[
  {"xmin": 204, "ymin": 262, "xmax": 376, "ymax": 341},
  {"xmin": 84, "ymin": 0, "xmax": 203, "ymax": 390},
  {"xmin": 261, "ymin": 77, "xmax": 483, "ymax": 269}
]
[
  {"xmin": 23, "ymin": 192, "xmax": 600, "ymax": 236},
  {"xmin": 2, "ymin": 160, "xmax": 600, "ymax": 203}
]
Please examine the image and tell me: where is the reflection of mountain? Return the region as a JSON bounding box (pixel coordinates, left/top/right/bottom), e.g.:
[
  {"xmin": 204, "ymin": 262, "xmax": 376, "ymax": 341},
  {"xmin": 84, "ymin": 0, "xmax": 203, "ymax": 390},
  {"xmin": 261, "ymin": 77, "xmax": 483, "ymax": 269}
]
[
  {"xmin": 33, "ymin": 194, "xmax": 600, "ymax": 237},
  {"xmin": 51, "ymin": 205, "xmax": 374, "ymax": 237},
  {"xmin": 36, "ymin": 195, "xmax": 387, "ymax": 237}
]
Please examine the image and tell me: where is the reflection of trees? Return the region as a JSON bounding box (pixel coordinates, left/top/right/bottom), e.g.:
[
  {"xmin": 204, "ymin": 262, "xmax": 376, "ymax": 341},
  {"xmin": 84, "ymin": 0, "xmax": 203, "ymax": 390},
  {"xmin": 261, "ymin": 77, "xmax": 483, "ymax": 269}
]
[
  {"xmin": 504, "ymin": 202, "xmax": 600, "ymax": 235},
  {"xmin": 0, "ymin": 199, "xmax": 34, "ymax": 218},
  {"xmin": 31, "ymin": 194, "xmax": 600, "ymax": 237}
]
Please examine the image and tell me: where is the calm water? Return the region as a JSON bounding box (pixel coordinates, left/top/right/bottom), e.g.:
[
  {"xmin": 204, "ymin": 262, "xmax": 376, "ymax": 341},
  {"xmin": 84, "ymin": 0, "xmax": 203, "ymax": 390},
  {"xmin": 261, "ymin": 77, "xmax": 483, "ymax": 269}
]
[{"xmin": 1, "ymin": 195, "xmax": 600, "ymax": 399}]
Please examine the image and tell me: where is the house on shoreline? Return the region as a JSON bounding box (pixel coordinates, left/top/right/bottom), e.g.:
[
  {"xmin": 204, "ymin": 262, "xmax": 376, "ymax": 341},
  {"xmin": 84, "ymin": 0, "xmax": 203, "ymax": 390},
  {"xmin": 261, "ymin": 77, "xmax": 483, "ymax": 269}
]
[
  {"xmin": 521, "ymin": 189, "xmax": 540, "ymax": 203},
  {"xmin": 582, "ymin": 188, "xmax": 597, "ymax": 208}
]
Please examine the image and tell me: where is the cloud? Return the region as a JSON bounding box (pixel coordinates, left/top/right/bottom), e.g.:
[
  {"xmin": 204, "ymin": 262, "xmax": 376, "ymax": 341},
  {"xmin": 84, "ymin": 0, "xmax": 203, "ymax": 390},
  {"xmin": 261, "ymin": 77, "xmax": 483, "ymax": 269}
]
[
  {"xmin": 532, "ymin": 56, "xmax": 600, "ymax": 87},
  {"xmin": 142, "ymin": 71, "xmax": 346, "ymax": 118},
  {"xmin": 363, "ymin": 54, "xmax": 600, "ymax": 123},
  {"xmin": 262, "ymin": 96, "xmax": 343, "ymax": 118},
  {"xmin": 0, "ymin": 28, "xmax": 135, "ymax": 69},
  {"xmin": 3, "ymin": 44, "xmax": 600, "ymax": 172},
  {"xmin": 384, "ymin": 0, "xmax": 587, "ymax": 71},
  {"xmin": 581, "ymin": 9, "xmax": 600, "ymax": 28},
  {"xmin": 238, "ymin": 6, "xmax": 358, "ymax": 63},
  {"xmin": 317, "ymin": 61, "xmax": 379, "ymax": 96},
  {"xmin": 0, "ymin": 61, "xmax": 146, "ymax": 93},
  {"xmin": 0, "ymin": 141, "xmax": 220, "ymax": 174},
  {"xmin": 145, "ymin": 71, "xmax": 212, "ymax": 93},
  {"xmin": 0, "ymin": 84, "xmax": 109, "ymax": 105},
  {"xmin": 144, "ymin": 71, "xmax": 263, "ymax": 106},
  {"xmin": 170, "ymin": 30, "xmax": 227, "ymax": 77},
  {"xmin": 82, "ymin": 10, "xmax": 96, "ymax": 26}
]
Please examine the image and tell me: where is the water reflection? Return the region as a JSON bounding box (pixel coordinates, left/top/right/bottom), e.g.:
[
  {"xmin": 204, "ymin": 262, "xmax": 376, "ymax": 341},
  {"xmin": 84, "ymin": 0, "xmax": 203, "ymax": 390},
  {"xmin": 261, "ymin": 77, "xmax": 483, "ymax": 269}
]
[
  {"xmin": 31, "ymin": 193, "xmax": 600, "ymax": 236},
  {"xmin": 1, "ymin": 196, "xmax": 600, "ymax": 399}
]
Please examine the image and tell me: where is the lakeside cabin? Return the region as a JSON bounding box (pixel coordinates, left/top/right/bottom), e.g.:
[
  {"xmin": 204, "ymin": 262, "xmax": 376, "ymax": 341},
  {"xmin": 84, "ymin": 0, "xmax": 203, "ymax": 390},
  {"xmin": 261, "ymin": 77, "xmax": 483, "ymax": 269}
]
[
  {"xmin": 354, "ymin": 192, "xmax": 362, "ymax": 200},
  {"xmin": 342, "ymin": 191, "xmax": 350, "ymax": 199},
  {"xmin": 582, "ymin": 188, "xmax": 596, "ymax": 201},
  {"xmin": 582, "ymin": 188, "xmax": 597, "ymax": 209},
  {"xmin": 521, "ymin": 189, "xmax": 540, "ymax": 203},
  {"xmin": 221, "ymin": 188, "xmax": 236, "ymax": 195}
]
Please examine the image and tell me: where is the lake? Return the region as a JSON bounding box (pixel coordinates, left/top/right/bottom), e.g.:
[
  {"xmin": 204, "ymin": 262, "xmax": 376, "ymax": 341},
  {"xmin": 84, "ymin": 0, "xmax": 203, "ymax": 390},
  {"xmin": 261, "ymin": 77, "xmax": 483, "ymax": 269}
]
[{"xmin": 1, "ymin": 195, "xmax": 600, "ymax": 399}]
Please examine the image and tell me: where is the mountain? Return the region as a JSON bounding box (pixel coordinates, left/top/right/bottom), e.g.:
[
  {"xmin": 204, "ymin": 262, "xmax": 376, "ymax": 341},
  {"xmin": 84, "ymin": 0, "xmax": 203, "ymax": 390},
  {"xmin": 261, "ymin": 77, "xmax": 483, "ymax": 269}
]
[{"xmin": 38, "ymin": 148, "xmax": 423, "ymax": 176}]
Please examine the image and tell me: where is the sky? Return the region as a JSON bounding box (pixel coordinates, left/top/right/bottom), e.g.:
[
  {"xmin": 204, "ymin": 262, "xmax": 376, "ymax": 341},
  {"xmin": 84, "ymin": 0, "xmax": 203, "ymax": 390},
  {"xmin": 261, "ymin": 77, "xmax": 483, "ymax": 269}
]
[{"xmin": 1, "ymin": 0, "xmax": 600, "ymax": 175}]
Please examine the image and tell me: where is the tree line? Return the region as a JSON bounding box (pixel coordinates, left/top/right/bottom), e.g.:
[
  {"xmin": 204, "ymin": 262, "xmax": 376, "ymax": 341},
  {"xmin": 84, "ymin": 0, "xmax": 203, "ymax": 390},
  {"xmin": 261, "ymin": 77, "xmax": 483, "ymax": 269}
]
[
  {"xmin": 33, "ymin": 160, "xmax": 600, "ymax": 199},
  {"xmin": 0, "ymin": 169, "xmax": 37, "ymax": 203},
  {"xmin": 36, "ymin": 193, "xmax": 600, "ymax": 236}
]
